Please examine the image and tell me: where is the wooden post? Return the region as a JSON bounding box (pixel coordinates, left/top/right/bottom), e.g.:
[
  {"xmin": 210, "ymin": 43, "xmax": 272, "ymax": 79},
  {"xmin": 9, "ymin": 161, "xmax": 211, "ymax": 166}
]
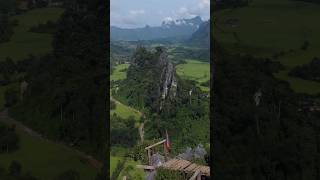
[
  {"xmin": 189, "ymin": 170, "xmax": 201, "ymax": 180},
  {"xmin": 197, "ymin": 173, "xmax": 201, "ymax": 180},
  {"xmin": 145, "ymin": 139, "xmax": 166, "ymax": 166},
  {"xmin": 136, "ymin": 165, "xmax": 155, "ymax": 170},
  {"xmin": 148, "ymin": 149, "xmax": 151, "ymax": 165},
  {"xmin": 164, "ymin": 144, "xmax": 168, "ymax": 161}
]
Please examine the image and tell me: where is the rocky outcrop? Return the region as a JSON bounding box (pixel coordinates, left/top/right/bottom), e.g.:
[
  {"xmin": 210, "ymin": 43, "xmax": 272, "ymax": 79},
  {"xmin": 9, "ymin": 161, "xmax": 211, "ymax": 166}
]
[
  {"xmin": 157, "ymin": 48, "xmax": 177, "ymax": 110},
  {"xmin": 120, "ymin": 46, "xmax": 178, "ymax": 113}
]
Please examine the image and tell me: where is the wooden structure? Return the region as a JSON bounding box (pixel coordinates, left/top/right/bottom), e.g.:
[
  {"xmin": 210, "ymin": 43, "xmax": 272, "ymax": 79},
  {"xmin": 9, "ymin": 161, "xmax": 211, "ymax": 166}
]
[
  {"xmin": 145, "ymin": 139, "xmax": 167, "ymax": 165},
  {"xmin": 137, "ymin": 140, "xmax": 210, "ymax": 179},
  {"xmin": 161, "ymin": 158, "xmax": 210, "ymax": 177},
  {"xmin": 190, "ymin": 170, "xmax": 201, "ymax": 180}
]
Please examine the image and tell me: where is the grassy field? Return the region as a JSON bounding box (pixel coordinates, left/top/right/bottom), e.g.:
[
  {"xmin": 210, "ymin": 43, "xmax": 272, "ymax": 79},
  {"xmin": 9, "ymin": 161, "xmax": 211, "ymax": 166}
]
[
  {"xmin": 0, "ymin": 128, "xmax": 97, "ymax": 180},
  {"xmin": 0, "ymin": 8, "xmax": 64, "ymax": 61},
  {"xmin": 110, "ymin": 156, "xmax": 144, "ymax": 179},
  {"xmin": 176, "ymin": 59, "xmax": 210, "ymax": 91},
  {"xmin": 110, "ymin": 98, "xmax": 141, "ymax": 120},
  {"xmin": 110, "ymin": 64, "xmax": 130, "ymax": 81},
  {"xmin": 214, "ymin": 0, "xmax": 320, "ymax": 94},
  {"xmin": 110, "ymin": 63, "xmax": 141, "ymax": 120}
]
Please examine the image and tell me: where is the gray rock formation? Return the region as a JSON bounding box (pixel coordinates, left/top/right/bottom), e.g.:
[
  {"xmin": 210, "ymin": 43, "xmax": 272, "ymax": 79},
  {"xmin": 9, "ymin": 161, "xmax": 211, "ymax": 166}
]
[
  {"xmin": 20, "ymin": 80, "xmax": 28, "ymax": 101},
  {"xmin": 194, "ymin": 144, "xmax": 207, "ymax": 159},
  {"xmin": 150, "ymin": 153, "xmax": 165, "ymax": 167},
  {"xmin": 177, "ymin": 144, "xmax": 207, "ymax": 161},
  {"xmin": 126, "ymin": 46, "xmax": 178, "ymax": 112},
  {"xmin": 157, "ymin": 48, "xmax": 178, "ymax": 110}
]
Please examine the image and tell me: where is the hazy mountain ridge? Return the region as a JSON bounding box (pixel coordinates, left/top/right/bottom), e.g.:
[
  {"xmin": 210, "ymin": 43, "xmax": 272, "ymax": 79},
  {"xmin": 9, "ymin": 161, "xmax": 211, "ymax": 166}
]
[
  {"xmin": 111, "ymin": 16, "xmax": 204, "ymax": 41},
  {"xmin": 189, "ymin": 20, "xmax": 210, "ymax": 48}
]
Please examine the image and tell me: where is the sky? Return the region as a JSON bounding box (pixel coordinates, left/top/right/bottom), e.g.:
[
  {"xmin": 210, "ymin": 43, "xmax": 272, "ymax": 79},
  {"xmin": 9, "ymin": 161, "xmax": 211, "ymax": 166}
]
[{"xmin": 111, "ymin": 0, "xmax": 210, "ymax": 28}]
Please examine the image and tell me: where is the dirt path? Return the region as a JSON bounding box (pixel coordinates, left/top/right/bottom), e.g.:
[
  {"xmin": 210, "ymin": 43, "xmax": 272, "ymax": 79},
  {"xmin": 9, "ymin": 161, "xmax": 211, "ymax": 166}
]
[
  {"xmin": 139, "ymin": 122, "xmax": 145, "ymax": 142},
  {"xmin": 110, "ymin": 96, "xmax": 146, "ymax": 142},
  {"xmin": 0, "ymin": 109, "xmax": 102, "ymax": 169}
]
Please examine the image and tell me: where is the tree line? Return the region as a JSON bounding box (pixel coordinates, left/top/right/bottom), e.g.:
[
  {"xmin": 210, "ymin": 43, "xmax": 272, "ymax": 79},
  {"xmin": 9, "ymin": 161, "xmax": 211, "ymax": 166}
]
[{"xmin": 289, "ymin": 57, "xmax": 320, "ymax": 82}]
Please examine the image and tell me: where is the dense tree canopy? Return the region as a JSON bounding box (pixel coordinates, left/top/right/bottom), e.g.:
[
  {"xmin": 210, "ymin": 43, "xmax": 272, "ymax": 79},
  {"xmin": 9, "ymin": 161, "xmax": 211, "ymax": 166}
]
[
  {"xmin": 289, "ymin": 57, "xmax": 320, "ymax": 82},
  {"xmin": 0, "ymin": 122, "xmax": 19, "ymax": 153},
  {"xmin": 110, "ymin": 114, "xmax": 139, "ymax": 147},
  {"xmin": 213, "ymin": 41, "xmax": 320, "ymax": 179},
  {"xmin": 0, "ymin": 13, "xmax": 14, "ymax": 43},
  {"xmin": 0, "ymin": 161, "xmax": 38, "ymax": 180}
]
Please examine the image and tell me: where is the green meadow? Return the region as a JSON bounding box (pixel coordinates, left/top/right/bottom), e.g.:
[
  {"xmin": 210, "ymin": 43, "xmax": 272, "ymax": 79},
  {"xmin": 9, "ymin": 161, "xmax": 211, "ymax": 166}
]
[
  {"xmin": 110, "ymin": 156, "xmax": 144, "ymax": 179},
  {"xmin": 110, "ymin": 64, "xmax": 129, "ymax": 81},
  {"xmin": 0, "ymin": 127, "xmax": 97, "ymax": 180},
  {"xmin": 214, "ymin": 0, "xmax": 320, "ymax": 94},
  {"xmin": 0, "ymin": 8, "xmax": 64, "ymax": 61},
  {"xmin": 176, "ymin": 59, "xmax": 210, "ymax": 91},
  {"xmin": 110, "ymin": 99, "xmax": 141, "ymax": 120},
  {"xmin": 110, "ymin": 63, "xmax": 141, "ymax": 120}
]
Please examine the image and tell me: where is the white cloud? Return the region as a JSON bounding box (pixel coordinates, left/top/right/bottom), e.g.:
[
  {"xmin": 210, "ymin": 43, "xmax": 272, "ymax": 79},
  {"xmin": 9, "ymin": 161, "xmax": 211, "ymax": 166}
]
[
  {"xmin": 111, "ymin": 9, "xmax": 146, "ymax": 28},
  {"xmin": 166, "ymin": 0, "xmax": 210, "ymax": 22},
  {"xmin": 199, "ymin": 0, "xmax": 210, "ymax": 9},
  {"xmin": 129, "ymin": 9, "xmax": 145, "ymax": 16},
  {"xmin": 111, "ymin": 13, "xmax": 139, "ymax": 27},
  {"xmin": 178, "ymin": 7, "xmax": 188, "ymax": 14}
]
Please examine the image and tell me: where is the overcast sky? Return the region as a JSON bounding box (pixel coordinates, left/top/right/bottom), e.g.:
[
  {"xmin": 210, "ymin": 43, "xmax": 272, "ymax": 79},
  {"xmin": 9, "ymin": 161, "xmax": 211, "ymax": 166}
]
[{"xmin": 111, "ymin": 0, "xmax": 210, "ymax": 28}]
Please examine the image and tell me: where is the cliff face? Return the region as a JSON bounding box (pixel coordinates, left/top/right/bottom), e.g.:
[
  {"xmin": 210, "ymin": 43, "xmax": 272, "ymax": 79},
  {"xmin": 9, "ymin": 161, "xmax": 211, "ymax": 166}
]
[{"xmin": 158, "ymin": 48, "xmax": 177, "ymax": 110}]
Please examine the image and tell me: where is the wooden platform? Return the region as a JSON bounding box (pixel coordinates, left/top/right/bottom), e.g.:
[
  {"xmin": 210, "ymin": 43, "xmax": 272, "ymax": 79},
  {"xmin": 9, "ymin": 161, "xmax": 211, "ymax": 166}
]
[{"xmin": 160, "ymin": 159, "xmax": 210, "ymax": 177}]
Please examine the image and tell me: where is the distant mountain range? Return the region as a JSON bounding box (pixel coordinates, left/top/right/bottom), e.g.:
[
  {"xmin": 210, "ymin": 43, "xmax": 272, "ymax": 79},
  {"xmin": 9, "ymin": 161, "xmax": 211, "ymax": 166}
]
[
  {"xmin": 188, "ymin": 20, "xmax": 210, "ymax": 48},
  {"xmin": 111, "ymin": 16, "xmax": 204, "ymax": 41}
]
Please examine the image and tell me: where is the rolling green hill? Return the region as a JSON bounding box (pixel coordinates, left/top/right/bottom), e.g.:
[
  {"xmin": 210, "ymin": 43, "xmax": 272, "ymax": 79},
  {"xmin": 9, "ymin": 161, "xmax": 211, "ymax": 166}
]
[
  {"xmin": 176, "ymin": 59, "xmax": 210, "ymax": 91},
  {"xmin": 110, "ymin": 63, "xmax": 129, "ymax": 81}
]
